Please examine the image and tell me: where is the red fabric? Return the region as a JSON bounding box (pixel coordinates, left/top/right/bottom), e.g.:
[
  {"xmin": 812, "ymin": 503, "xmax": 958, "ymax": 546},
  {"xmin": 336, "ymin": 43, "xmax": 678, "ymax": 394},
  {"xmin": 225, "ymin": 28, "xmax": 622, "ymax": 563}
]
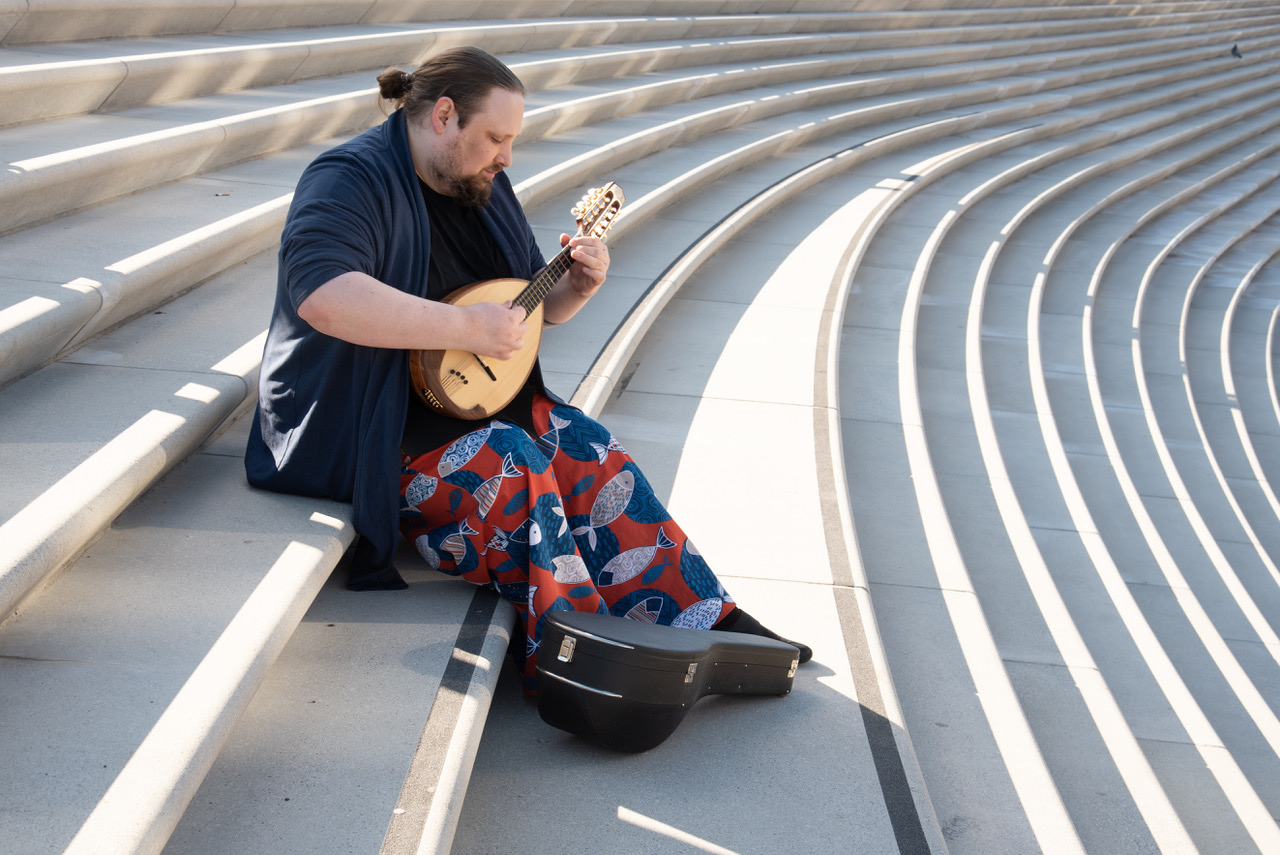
[{"xmin": 400, "ymin": 394, "xmax": 734, "ymax": 692}]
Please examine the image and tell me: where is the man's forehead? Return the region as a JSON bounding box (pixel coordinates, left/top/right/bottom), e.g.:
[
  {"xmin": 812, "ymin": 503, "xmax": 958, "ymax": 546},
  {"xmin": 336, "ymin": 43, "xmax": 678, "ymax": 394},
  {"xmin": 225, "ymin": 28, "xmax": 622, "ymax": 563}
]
[{"xmin": 472, "ymin": 88, "xmax": 524, "ymax": 132}]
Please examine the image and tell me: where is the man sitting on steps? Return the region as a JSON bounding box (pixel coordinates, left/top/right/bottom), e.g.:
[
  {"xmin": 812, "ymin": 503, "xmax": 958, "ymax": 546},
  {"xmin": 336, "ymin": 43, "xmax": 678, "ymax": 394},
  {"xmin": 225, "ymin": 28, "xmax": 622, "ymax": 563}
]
[{"xmin": 244, "ymin": 45, "xmax": 810, "ymax": 692}]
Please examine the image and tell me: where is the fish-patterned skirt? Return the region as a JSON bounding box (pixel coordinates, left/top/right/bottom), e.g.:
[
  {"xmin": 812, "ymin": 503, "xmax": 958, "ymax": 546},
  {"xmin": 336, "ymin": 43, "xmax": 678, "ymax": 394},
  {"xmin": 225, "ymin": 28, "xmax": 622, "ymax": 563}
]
[{"xmin": 399, "ymin": 393, "xmax": 735, "ymax": 693}]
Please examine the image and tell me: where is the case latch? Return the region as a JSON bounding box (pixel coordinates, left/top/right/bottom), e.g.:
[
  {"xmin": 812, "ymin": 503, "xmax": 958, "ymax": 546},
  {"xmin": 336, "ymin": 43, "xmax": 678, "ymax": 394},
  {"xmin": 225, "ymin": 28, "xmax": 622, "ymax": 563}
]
[
  {"xmin": 557, "ymin": 636, "xmax": 577, "ymax": 663},
  {"xmin": 788, "ymin": 657, "xmax": 799, "ymax": 678},
  {"xmin": 684, "ymin": 662, "xmax": 698, "ymax": 684}
]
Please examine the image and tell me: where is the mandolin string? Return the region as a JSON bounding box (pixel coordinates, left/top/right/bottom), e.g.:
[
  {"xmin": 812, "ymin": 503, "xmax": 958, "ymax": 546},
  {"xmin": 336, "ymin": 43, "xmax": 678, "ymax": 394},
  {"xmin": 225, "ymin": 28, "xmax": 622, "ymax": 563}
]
[{"xmin": 514, "ymin": 250, "xmax": 572, "ymax": 317}]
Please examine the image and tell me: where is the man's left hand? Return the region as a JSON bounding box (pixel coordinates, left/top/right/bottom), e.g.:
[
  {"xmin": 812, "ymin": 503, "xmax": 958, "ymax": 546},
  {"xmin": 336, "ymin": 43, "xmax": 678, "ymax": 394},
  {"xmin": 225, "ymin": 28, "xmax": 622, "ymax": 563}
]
[{"xmin": 561, "ymin": 233, "xmax": 609, "ymax": 296}]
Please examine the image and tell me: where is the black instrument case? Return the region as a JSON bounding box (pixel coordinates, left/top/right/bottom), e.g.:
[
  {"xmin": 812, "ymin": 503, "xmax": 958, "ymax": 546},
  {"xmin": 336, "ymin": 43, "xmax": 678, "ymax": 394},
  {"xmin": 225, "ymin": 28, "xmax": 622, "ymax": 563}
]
[{"xmin": 536, "ymin": 611, "xmax": 799, "ymax": 752}]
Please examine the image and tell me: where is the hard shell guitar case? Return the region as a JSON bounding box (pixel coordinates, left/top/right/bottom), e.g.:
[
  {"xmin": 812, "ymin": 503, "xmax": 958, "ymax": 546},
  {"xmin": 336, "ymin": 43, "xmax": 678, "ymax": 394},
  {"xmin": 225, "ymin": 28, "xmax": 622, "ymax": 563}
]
[{"xmin": 536, "ymin": 611, "xmax": 800, "ymax": 752}]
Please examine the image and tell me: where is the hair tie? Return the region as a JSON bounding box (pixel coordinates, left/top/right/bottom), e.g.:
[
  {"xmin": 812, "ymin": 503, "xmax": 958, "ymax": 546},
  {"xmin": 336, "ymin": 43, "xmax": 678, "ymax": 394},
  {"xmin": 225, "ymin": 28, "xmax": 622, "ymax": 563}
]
[{"xmin": 401, "ymin": 70, "xmax": 414, "ymax": 91}]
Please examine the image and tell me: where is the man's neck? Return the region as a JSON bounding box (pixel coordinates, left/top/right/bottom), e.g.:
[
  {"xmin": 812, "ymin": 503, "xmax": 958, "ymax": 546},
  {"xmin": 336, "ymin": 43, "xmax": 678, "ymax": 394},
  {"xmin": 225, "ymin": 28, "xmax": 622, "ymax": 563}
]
[{"xmin": 405, "ymin": 117, "xmax": 449, "ymax": 195}]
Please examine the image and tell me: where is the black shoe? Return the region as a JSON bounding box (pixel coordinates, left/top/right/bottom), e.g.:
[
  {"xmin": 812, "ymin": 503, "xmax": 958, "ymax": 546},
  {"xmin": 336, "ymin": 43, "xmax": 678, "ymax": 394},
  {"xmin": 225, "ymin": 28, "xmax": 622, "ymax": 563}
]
[{"xmin": 714, "ymin": 608, "xmax": 812, "ymax": 664}]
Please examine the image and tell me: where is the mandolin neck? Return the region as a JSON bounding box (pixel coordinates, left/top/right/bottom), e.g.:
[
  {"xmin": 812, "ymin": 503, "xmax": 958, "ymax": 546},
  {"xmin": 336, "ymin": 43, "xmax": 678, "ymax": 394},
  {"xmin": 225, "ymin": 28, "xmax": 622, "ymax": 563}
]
[{"xmin": 513, "ymin": 242, "xmax": 576, "ymax": 317}]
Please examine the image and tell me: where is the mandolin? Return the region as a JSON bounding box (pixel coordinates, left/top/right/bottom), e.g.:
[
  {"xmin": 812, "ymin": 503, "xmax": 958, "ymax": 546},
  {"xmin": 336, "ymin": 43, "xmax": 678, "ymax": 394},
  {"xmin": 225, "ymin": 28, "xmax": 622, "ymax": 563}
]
[{"xmin": 409, "ymin": 182, "xmax": 624, "ymax": 420}]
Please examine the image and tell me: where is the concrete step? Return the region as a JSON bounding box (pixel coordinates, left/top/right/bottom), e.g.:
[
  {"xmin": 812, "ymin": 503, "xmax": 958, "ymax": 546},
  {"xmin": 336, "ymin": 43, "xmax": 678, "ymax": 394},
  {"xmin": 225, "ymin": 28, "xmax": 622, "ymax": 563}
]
[
  {"xmin": 1, "ymin": 43, "xmax": 995, "ymax": 855},
  {"xmin": 12, "ymin": 25, "xmax": 1266, "ymax": 395},
  {"xmin": 4, "ymin": 11, "xmax": 1273, "ymax": 234},
  {"xmin": 967, "ymin": 119, "xmax": 1280, "ymax": 852},
  {"xmin": 4, "ymin": 6, "xmax": 1270, "ymax": 127},
  {"xmin": 828, "ymin": 58, "xmax": 1280, "ymax": 853},
  {"xmin": 907, "ymin": 122, "xmax": 1280, "ymax": 855},
  {"xmin": 1, "ymin": 0, "xmax": 1264, "ymax": 48}
]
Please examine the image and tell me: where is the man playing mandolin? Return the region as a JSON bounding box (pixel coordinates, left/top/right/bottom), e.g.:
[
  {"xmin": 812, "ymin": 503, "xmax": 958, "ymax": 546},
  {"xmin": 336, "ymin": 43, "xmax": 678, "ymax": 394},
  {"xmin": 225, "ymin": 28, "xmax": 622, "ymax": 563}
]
[{"xmin": 246, "ymin": 46, "xmax": 809, "ymax": 692}]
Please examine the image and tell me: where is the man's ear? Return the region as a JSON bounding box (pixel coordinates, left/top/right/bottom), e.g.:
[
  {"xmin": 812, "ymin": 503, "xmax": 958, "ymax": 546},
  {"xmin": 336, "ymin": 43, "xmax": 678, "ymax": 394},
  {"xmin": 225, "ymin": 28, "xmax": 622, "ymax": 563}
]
[{"xmin": 431, "ymin": 97, "xmax": 456, "ymax": 134}]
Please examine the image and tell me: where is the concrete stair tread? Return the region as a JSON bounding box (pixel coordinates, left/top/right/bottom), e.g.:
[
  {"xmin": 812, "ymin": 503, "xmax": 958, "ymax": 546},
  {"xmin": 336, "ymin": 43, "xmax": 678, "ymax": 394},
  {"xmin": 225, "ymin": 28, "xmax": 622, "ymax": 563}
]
[
  {"xmin": 452, "ymin": 121, "xmax": 952, "ymax": 855},
  {"xmin": 965, "ymin": 108, "xmax": 1280, "ymax": 852},
  {"xmin": 157, "ymin": 536, "xmax": 512, "ymax": 855},
  {"xmin": 841, "ymin": 149, "xmax": 1100, "ymax": 851},
  {"xmin": 0, "ymin": 441, "xmax": 355, "ymax": 855},
  {"xmin": 4, "ymin": 12, "xmax": 1124, "ymax": 129},
  {"xmin": 906, "ymin": 171, "xmax": 1224, "ymax": 855},
  {"xmin": 1, "ymin": 1, "xmax": 1246, "ymax": 53},
  {"xmin": 0, "ymin": 247, "xmax": 276, "ymax": 620},
  {"xmin": 826, "ymin": 54, "xmax": 1280, "ymax": 849},
  {"xmin": 7, "ymin": 19, "xmax": 1270, "ymax": 222}
]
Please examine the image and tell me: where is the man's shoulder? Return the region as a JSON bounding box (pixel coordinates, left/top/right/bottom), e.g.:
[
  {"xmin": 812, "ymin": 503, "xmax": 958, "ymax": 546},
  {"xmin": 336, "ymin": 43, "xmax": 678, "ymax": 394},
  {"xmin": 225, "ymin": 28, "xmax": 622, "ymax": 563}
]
[
  {"xmin": 307, "ymin": 116, "xmax": 402, "ymax": 179},
  {"xmin": 295, "ymin": 116, "xmax": 409, "ymax": 205}
]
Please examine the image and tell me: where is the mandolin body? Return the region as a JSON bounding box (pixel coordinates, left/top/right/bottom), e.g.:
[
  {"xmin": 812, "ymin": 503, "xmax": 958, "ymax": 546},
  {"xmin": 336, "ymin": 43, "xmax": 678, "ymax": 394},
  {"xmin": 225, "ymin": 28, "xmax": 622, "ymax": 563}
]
[
  {"xmin": 408, "ymin": 182, "xmax": 623, "ymax": 420},
  {"xmin": 408, "ymin": 277, "xmax": 545, "ymax": 420}
]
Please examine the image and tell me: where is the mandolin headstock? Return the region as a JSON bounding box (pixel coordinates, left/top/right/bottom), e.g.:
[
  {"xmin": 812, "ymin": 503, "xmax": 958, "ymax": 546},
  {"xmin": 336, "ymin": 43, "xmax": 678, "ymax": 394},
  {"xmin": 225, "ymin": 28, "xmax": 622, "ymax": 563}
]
[{"xmin": 571, "ymin": 182, "xmax": 625, "ymax": 241}]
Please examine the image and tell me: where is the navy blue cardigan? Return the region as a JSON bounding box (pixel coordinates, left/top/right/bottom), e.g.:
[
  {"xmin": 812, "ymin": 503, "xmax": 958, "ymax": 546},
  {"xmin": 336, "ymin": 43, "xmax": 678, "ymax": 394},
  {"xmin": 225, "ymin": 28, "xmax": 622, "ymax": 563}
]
[{"xmin": 246, "ymin": 110, "xmax": 545, "ymax": 589}]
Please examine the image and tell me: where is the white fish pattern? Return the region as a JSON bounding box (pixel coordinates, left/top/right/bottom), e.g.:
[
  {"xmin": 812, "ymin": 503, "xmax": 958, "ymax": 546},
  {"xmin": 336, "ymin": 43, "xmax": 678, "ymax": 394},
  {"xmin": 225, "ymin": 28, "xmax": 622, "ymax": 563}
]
[
  {"xmin": 551, "ymin": 555, "xmax": 591, "ymax": 584},
  {"xmin": 536, "ymin": 413, "xmax": 571, "ymax": 458},
  {"xmin": 487, "ymin": 518, "xmax": 533, "ymax": 552},
  {"xmin": 487, "ymin": 528, "xmax": 511, "ymax": 552},
  {"xmin": 438, "ymin": 423, "xmax": 507, "ymax": 477},
  {"xmin": 414, "ymin": 535, "xmax": 441, "ymax": 570},
  {"xmin": 673, "ymin": 597, "xmax": 724, "ymax": 630},
  {"xmin": 473, "ymin": 453, "xmax": 520, "ymax": 519},
  {"xmin": 623, "ymin": 596, "xmax": 664, "ymax": 623},
  {"xmin": 441, "ymin": 519, "xmax": 478, "ymax": 564},
  {"xmin": 405, "ymin": 473, "xmax": 438, "ymax": 509},
  {"xmin": 599, "ymin": 527, "xmax": 676, "ymax": 586},
  {"xmin": 589, "ymin": 435, "xmax": 627, "ymax": 465},
  {"xmin": 571, "ymin": 470, "xmax": 634, "ymax": 550}
]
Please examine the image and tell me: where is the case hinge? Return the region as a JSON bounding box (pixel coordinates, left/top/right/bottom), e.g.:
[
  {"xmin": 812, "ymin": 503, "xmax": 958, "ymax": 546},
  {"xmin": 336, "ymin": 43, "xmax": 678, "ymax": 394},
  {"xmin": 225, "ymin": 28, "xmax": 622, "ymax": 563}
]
[
  {"xmin": 684, "ymin": 662, "xmax": 698, "ymax": 684},
  {"xmin": 557, "ymin": 636, "xmax": 577, "ymax": 663}
]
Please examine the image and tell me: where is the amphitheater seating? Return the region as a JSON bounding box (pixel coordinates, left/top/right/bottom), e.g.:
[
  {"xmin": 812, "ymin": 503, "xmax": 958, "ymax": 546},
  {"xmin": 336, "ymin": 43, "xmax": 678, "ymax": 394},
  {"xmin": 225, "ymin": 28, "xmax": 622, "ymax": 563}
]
[{"xmin": 3, "ymin": 1, "xmax": 1280, "ymax": 853}]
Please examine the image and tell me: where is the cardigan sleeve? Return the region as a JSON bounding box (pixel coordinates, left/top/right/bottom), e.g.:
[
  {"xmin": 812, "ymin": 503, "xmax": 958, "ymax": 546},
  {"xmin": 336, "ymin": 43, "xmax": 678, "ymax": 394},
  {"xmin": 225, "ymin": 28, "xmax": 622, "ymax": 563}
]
[{"xmin": 279, "ymin": 152, "xmax": 390, "ymax": 311}]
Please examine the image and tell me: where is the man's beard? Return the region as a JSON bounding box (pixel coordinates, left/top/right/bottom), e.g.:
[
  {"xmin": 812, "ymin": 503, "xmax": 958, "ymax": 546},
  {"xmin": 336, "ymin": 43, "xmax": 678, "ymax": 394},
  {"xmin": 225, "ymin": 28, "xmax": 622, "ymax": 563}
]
[
  {"xmin": 445, "ymin": 170, "xmax": 495, "ymax": 208},
  {"xmin": 434, "ymin": 135, "xmax": 498, "ymax": 208}
]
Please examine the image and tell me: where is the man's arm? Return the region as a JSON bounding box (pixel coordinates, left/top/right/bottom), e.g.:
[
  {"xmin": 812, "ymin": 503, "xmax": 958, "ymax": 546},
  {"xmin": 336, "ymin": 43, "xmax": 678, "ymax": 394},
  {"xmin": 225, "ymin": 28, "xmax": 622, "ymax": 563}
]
[{"xmin": 298, "ymin": 271, "xmax": 529, "ymax": 359}]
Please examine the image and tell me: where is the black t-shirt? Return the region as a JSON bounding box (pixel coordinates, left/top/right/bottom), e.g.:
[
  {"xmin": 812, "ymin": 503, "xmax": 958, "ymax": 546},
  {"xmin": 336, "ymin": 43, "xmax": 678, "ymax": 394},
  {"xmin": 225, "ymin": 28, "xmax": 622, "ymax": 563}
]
[{"xmin": 401, "ymin": 180, "xmax": 543, "ymax": 457}]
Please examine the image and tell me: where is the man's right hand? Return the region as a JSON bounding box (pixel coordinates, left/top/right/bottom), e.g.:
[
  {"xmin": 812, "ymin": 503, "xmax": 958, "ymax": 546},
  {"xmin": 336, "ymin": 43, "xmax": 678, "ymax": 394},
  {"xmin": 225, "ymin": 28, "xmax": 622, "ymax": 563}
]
[{"xmin": 465, "ymin": 301, "xmax": 528, "ymax": 360}]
